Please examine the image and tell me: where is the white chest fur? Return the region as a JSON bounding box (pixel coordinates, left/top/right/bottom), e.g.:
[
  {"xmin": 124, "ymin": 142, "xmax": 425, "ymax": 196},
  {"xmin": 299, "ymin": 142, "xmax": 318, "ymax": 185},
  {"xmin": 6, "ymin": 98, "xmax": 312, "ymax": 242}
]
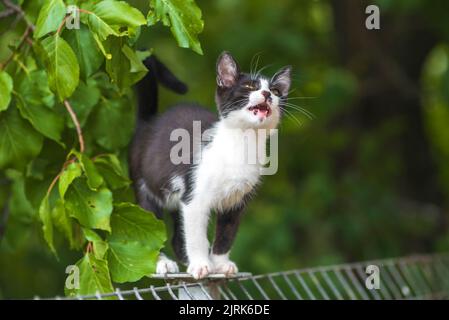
[{"xmin": 192, "ymin": 122, "xmax": 264, "ymax": 211}]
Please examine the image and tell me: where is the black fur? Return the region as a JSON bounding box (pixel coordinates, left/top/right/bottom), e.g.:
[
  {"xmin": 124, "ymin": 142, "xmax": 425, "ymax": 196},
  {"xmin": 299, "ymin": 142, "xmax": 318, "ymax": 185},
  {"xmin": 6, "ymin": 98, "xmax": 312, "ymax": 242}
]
[
  {"xmin": 130, "ymin": 56, "xmax": 217, "ymax": 263},
  {"xmin": 130, "ymin": 52, "xmax": 291, "ymax": 270},
  {"xmin": 135, "ymin": 55, "xmax": 188, "ymax": 122}
]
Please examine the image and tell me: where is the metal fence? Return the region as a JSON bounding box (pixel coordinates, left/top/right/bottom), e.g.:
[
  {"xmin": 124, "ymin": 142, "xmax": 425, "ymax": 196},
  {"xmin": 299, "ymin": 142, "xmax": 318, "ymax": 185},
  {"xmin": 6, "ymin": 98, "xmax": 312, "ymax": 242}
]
[{"xmin": 46, "ymin": 253, "xmax": 449, "ymax": 300}]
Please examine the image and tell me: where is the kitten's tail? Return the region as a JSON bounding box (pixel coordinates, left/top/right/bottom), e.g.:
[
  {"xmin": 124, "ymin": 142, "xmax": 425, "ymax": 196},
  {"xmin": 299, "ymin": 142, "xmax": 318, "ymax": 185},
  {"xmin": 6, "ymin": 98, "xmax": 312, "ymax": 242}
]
[{"xmin": 136, "ymin": 55, "xmax": 188, "ymax": 122}]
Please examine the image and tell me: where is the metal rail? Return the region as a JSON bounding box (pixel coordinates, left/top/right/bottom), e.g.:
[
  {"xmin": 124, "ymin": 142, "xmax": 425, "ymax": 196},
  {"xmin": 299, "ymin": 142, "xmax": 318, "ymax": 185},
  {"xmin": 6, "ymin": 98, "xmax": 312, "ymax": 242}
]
[{"xmin": 44, "ymin": 253, "xmax": 449, "ymax": 300}]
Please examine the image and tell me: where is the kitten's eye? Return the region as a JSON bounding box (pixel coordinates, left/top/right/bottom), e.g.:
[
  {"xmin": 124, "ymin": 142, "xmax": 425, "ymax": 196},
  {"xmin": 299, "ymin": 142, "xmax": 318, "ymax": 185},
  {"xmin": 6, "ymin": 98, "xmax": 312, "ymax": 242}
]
[
  {"xmin": 271, "ymin": 88, "xmax": 281, "ymax": 96},
  {"xmin": 243, "ymin": 82, "xmax": 259, "ymax": 90}
]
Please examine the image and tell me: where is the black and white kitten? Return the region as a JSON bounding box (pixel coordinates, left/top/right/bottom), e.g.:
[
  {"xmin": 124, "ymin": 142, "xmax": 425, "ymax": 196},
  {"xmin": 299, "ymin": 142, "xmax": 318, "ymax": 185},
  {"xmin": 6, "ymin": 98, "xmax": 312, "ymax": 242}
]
[{"xmin": 130, "ymin": 52, "xmax": 291, "ymax": 279}]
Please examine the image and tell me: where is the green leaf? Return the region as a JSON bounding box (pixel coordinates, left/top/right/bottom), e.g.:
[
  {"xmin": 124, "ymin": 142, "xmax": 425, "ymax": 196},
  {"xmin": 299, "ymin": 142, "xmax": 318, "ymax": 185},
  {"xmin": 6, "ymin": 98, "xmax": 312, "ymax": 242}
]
[
  {"xmin": 65, "ymin": 178, "xmax": 113, "ymax": 232},
  {"xmin": 93, "ymin": 0, "xmax": 146, "ymax": 28},
  {"xmin": 83, "ymin": 228, "xmax": 109, "ymax": 259},
  {"xmin": 0, "ymin": 70, "xmax": 13, "ymax": 112},
  {"xmin": 110, "ymin": 203, "xmax": 166, "ymax": 245},
  {"xmin": 91, "ymin": 33, "xmax": 112, "ymax": 59},
  {"xmin": 93, "ymin": 155, "xmax": 131, "ymax": 190},
  {"xmin": 148, "ymin": 0, "xmax": 204, "ymax": 54},
  {"xmin": 39, "ymin": 194, "xmax": 57, "ymax": 255},
  {"xmin": 41, "ymin": 35, "xmax": 80, "ymax": 101},
  {"xmin": 15, "ymin": 92, "xmax": 64, "ymax": 144},
  {"xmin": 91, "ymin": 98, "xmax": 134, "ymax": 150},
  {"xmin": 52, "ymin": 199, "xmax": 77, "ymax": 249},
  {"xmin": 122, "ymin": 45, "xmax": 148, "ymax": 83},
  {"xmin": 87, "ymin": 14, "xmax": 120, "ymax": 41},
  {"xmin": 104, "ymin": 37, "xmax": 147, "ymax": 93},
  {"xmin": 104, "ymin": 37, "xmax": 128, "ymax": 92},
  {"xmin": 16, "ymin": 70, "xmax": 54, "ymax": 109},
  {"xmin": 64, "ymin": 24, "xmax": 104, "ymax": 80},
  {"xmin": 67, "ymin": 79, "xmax": 100, "ymax": 128},
  {"xmin": 0, "ymin": 107, "xmax": 43, "ymax": 169},
  {"xmin": 86, "ymin": 0, "xmax": 146, "ymax": 42},
  {"xmin": 70, "ymin": 150, "xmax": 104, "ymax": 190},
  {"xmin": 5, "ymin": 169, "xmax": 35, "ymax": 223},
  {"xmin": 59, "ymin": 162, "xmax": 82, "ymax": 199},
  {"xmin": 107, "ymin": 203, "xmax": 166, "ymax": 283},
  {"xmin": 34, "ymin": 0, "xmax": 66, "ymax": 39},
  {"xmin": 65, "ymin": 253, "xmax": 114, "ymax": 297},
  {"xmin": 136, "ymin": 49, "xmax": 153, "ymax": 62},
  {"xmin": 80, "ymin": 154, "xmax": 104, "ymax": 190}
]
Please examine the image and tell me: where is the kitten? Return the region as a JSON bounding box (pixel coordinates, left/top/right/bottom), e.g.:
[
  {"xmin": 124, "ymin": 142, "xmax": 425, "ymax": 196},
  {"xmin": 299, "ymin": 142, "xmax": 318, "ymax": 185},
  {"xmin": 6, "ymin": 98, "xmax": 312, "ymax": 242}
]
[{"xmin": 130, "ymin": 52, "xmax": 291, "ymax": 279}]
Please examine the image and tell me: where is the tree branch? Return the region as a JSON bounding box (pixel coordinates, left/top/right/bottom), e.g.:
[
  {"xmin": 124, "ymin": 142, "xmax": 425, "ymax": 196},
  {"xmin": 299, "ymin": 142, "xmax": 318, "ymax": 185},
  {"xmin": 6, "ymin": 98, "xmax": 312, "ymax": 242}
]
[
  {"xmin": 0, "ymin": 25, "xmax": 32, "ymax": 70},
  {"xmin": 56, "ymin": 14, "xmax": 69, "ymax": 35},
  {"xmin": 0, "ymin": 7, "xmax": 14, "ymax": 18},
  {"xmin": 2, "ymin": 0, "xmax": 35, "ymax": 30},
  {"xmin": 64, "ymin": 100, "xmax": 85, "ymax": 153}
]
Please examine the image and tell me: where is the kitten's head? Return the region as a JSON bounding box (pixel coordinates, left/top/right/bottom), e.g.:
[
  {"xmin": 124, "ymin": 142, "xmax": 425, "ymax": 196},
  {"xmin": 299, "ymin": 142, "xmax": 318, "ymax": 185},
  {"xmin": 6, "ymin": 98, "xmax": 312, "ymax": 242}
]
[{"xmin": 215, "ymin": 51, "xmax": 291, "ymax": 130}]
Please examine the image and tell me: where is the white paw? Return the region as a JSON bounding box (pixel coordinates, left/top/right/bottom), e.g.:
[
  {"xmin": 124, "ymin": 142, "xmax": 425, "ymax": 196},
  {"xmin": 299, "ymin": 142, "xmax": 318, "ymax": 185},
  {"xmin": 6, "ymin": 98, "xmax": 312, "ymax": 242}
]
[
  {"xmin": 210, "ymin": 254, "xmax": 238, "ymax": 276},
  {"xmin": 213, "ymin": 260, "xmax": 238, "ymax": 276},
  {"xmin": 156, "ymin": 255, "xmax": 179, "ymax": 274},
  {"xmin": 187, "ymin": 259, "xmax": 212, "ymax": 279}
]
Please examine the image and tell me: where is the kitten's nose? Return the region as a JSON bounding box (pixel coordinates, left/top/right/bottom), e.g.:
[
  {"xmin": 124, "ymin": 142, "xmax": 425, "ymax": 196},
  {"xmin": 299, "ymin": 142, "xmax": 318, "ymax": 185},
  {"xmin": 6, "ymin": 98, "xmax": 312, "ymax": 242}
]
[{"xmin": 261, "ymin": 90, "xmax": 271, "ymax": 101}]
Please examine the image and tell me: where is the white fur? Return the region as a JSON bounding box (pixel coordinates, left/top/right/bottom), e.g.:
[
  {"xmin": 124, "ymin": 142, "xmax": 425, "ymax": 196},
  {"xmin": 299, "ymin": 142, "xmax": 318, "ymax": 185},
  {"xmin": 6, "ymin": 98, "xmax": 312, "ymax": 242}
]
[
  {"xmin": 224, "ymin": 79, "xmax": 281, "ymax": 130},
  {"xmin": 165, "ymin": 175, "xmax": 185, "ymax": 210},
  {"xmin": 138, "ymin": 179, "xmax": 164, "ymax": 208},
  {"xmin": 143, "ymin": 77, "xmax": 283, "ymax": 278},
  {"xmin": 211, "ymin": 253, "xmax": 238, "ymax": 275},
  {"xmin": 156, "ymin": 253, "xmax": 179, "ymax": 274},
  {"xmin": 181, "ymin": 78, "xmax": 281, "ymax": 279}
]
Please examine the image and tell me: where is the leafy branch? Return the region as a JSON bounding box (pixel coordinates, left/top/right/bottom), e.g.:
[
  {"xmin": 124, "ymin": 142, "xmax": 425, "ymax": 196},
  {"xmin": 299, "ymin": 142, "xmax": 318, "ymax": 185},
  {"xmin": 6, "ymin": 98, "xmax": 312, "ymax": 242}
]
[
  {"xmin": 0, "ymin": 0, "xmax": 204, "ymax": 297},
  {"xmin": 64, "ymin": 100, "xmax": 85, "ymax": 153},
  {"xmin": 0, "ymin": 26, "xmax": 33, "ymax": 70},
  {"xmin": 1, "ymin": 0, "xmax": 35, "ymax": 30}
]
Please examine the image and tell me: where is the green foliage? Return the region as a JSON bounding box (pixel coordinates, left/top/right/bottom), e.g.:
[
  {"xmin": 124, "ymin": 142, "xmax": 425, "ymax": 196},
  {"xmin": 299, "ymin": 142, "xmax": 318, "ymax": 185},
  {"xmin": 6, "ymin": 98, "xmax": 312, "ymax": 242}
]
[
  {"xmin": 2, "ymin": 0, "xmax": 449, "ymax": 300},
  {"xmin": 107, "ymin": 203, "xmax": 166, "ymax": 283},
  {"xmin": 423, "ymin": 45, "xmax": 449, "ymax": 198},
  {"xmin": 0, "ymin": 0, "xmax": 204, "ymax": 297},
  {"xmin": 34, "ymin": 0, "xmax": 66, "ymax": 39},
  {"xmin": 148, "ymin": 0, "xmax": 204, "ymax": 54},
  {"xmin": 39, "ymin": 193, "xmax": 56, "ymax": 255},
  {"xmin": 0, "ymin": 107, "xmax": 43, "ymax": 169},
  {"xmin": 65, "ymin": 252, "xmax": 114, "ymax": 297},
  {"xmin": 92, "ymin": 0, "xmax": 146, "ymax": 29},
  {"xmin": 64, "ymin": 25, "xmax": 104, "ymax": 80},
  {"xmin": 40, "ymin": 35, "xmax": 80, "ymax": 101},
  {"xmin": 145, "ymin": 0, "xmax": 449, "ymax": 275},
  {"xmin": 0, "ymin": 70, "xmax": 13, "ymax": 111}
]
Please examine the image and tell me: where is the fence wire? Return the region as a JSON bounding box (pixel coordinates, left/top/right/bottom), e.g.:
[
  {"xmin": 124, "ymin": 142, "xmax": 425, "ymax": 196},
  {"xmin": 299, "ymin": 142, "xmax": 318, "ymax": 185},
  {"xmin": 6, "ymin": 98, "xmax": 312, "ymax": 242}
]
[{"xmin": 45, "ymin": 253, "xmax": 449, "ymax": 300}]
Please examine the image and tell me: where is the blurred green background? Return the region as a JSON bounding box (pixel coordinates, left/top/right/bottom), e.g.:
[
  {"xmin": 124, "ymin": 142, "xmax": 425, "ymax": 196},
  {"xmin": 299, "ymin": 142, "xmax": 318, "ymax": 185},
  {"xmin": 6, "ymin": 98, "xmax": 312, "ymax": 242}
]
[{"xmin": 2, "ymin": 0, "xmax": 449, "ymax": 298}]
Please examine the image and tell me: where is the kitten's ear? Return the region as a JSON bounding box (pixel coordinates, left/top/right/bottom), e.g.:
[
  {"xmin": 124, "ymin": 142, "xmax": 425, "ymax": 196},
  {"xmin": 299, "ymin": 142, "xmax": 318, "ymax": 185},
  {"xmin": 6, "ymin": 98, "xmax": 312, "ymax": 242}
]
[
  {"xmin": 272, "ymin": 66, "xmax": 292, "ymax": 96},
  {"xmin": 216, "ymin": 51, "xmax": 240, "ymax": 88}
]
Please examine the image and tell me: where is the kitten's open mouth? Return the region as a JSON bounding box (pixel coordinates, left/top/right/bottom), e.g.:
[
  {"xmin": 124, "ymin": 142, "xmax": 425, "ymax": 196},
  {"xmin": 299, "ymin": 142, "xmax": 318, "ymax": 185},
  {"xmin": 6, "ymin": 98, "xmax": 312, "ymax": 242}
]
[{"xmin": 248, "ymin": 102, "xmax": 271, "ymax": 117}]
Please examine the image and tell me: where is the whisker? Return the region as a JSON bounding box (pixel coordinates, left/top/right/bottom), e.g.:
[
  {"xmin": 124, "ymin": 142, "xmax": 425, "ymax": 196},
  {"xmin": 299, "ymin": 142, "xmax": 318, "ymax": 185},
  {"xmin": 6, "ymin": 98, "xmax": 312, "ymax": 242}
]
[
  {"xmin": 280, "ymin": 107, "xmax": 303, "ymax": 128},
  {"xmin": 282, "ymin": 103, "xmax": 315, "ymax": 120},
  {"xmin": 222, "ymin": 96, "xmax": 249, "ymax": 107},
  {"xmin": 287, "ymin": 88, "xmax": 298, "ymax": 95},
  {"xmin": 220, "ymin": 97, "xmax": 249, "ymax": 110},
  {"xmin": 255, "ymin": 64, "xmax": 273, "ymax": 79},
  {"xmin": 250, "ymin": 53, "xmax": 262, "ymax": 80},
  {"xmin": 281, "ymin": 99, "xmax": 315, "ymax": 115},
  {"xmin": 286, "ymin": 96, "xmax": 317, "ymax": 100}
]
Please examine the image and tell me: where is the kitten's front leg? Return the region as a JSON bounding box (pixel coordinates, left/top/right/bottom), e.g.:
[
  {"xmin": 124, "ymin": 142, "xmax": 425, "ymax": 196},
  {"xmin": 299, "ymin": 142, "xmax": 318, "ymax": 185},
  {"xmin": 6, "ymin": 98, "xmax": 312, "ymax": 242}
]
[
  {"xmin": 211, "ymin": 207, "xmax": 243, "ymax": 275},
  {"xmin": 181, "ymin": 200, "xmax": 212, "ymax": 279}
]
